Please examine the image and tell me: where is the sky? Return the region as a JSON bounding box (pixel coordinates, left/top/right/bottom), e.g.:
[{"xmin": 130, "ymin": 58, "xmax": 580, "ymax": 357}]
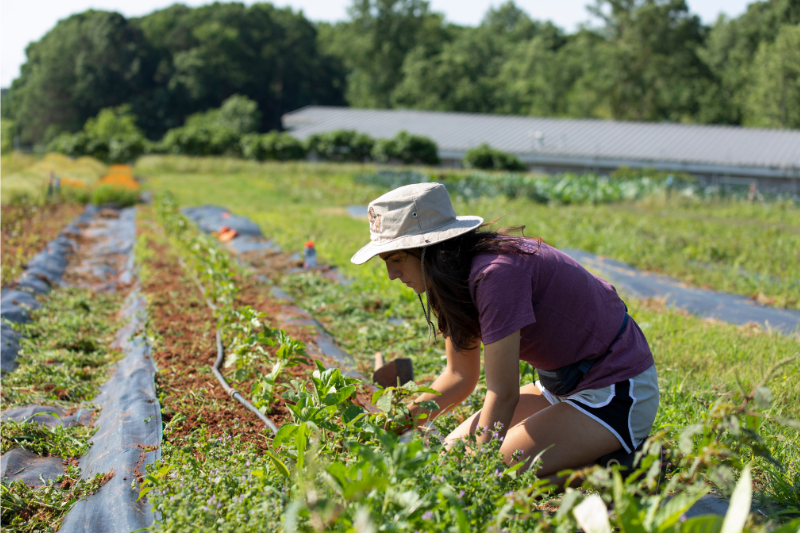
[{"xmin": 1, "ymin": 0, "xmax": 755, "ymax": 88}]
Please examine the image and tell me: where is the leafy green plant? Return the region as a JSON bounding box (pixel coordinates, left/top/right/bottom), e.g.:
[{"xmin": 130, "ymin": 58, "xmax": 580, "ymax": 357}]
[
  {"xmin": 1, "ymin": 420, "xmax": 95, "ymax": 458},
  {"xmin": 463, "ymin": 143, "xmax": 526, "ymax": 171}
]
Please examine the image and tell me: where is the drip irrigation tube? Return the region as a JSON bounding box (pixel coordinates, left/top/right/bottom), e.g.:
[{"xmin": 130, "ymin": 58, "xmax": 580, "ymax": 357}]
[
  {"xmin": 212, "ymin": 329, "xmax": 278, "ymax": 435},
  {"xmin": 173, "ymin": 255, "xmax": 278, "ymax": 435}
]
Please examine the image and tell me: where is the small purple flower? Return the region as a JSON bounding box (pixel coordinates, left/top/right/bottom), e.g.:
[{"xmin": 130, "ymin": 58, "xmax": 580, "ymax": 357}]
[
  {"xmin": 495, "ymin": 469, "xmax": 501, "ymax": 477},
  {"xmin": 680, "ymin": 514, "xmax": 687, "ymax": 522},
  {"xmin": 504, "ymin": 491, "xmax": 514, "ymax": 498},
  {"xmin": 458, "ymin": 490, "xmax": 465, "ymax": 498},
  {"xmin": 246, "ymin": 460, "xmax": 250, "ymax": 467},
  {"xmin": 422, "ymin": 511, "xmax": 434, "ymax": 520}
]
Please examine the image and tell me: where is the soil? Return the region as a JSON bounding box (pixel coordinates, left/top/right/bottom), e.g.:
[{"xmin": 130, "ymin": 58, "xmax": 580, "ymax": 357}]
[
  {"xmin": 138, "ymin": 217, "xmax": 326, "ymax": 449},
  {"xmin": 1, "ymin": 202, "xmax": 84, "ymax": 288}
]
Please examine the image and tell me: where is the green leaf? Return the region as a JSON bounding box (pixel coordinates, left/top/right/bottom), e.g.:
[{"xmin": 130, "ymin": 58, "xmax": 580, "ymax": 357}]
[
  {"xmin": 720, "ymin": 464, "xmax": 751, "ymax": 533},
  {"xmin": 680, "ymin": 515, "xmax": 723, "ymax": 533},
  {"xmin": 653, "ymin": 489, "xmax": 709, "ymax": 533},
  {"xmin": 503, "ymin": 461, "xmax": 525, "ymax": 478},
  {"xmin": 376, "ymin": 390, "xmax": 394, "ymax": 412},
  {"xmin": 274, "ymin": 424, "xmax": 298, "ymax": 449},
  {"xmin": 416, "ymin": 400, "xmax": 439, "ymax": 412},
  {"xmin": 679, "ymin": 424, "xmax": 704, "ymax": 454},
  {"xmin": 265, "ymin": 449, "xmax": 291, "ymax": 479},
  {"xmin": 343, "ymin": 404, "xmax": 366, "ymax": 425}
]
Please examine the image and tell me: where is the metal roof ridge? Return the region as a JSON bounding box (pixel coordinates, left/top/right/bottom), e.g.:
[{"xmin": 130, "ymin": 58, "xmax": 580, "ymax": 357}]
[{"xmin": 281, "ymin": 106, "xmax": 800, "ymax": 135}]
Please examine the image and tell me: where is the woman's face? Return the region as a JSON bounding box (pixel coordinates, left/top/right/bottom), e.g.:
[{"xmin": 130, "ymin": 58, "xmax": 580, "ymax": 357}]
[{"xmin": 379, "ymin": 250, "xmax": 424, "ymax": 294}]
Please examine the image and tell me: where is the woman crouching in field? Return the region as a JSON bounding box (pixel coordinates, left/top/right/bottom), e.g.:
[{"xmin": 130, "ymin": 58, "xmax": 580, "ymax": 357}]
[{"xmin": 351, "ymin": 183, "xmax": 659, "ymax": 486}]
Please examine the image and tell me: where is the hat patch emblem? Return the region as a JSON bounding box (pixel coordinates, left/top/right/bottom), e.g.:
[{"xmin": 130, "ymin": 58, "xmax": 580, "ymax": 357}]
[{"xmin": 368, "ymin": 207, "xmax": 382, "ymax": 234}]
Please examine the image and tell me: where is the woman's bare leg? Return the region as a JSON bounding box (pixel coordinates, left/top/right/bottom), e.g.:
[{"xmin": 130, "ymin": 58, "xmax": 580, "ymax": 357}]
[
  {"xmin": 445, "ymin": 383, "xmax": 622, "ymax": 483},
  {"xmin": 500, "ymin": 402, "xmax": 621, "ymax": 477}
]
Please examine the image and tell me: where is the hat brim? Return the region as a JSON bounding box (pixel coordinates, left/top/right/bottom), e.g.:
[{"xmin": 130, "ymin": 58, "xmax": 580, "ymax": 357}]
[{"xmin": 350, "ymin": 216, "xmax": 484, "ymax": 265}]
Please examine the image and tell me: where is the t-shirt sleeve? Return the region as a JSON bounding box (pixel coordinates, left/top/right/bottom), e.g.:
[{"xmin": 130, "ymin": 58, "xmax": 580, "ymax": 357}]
[{"xmin": 473, "ymin": 261, "xmax": 536, "ymax": 345}]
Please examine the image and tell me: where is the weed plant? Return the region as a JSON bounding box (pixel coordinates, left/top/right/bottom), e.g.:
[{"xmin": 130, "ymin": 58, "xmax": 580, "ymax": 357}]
[
  {"xmin": 0, "ymin": 288, "xmax": 123, "ymax": 530},
  {"xmin": 1, "ymin": 288, "xmax": 123, "ymax": 407},
  {"xmin": 1, "ymin": 420, "xmax": 95, "ymax": 457},
  {"xmin": 1, "ymin": 469, "xmax": 113, "ymax": 533}
]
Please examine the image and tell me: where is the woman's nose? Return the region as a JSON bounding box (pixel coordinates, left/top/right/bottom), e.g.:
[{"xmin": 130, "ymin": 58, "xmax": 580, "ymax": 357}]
[{"xmin": 386, "ymin": 265, "xmax": 401, "ymax": 280}]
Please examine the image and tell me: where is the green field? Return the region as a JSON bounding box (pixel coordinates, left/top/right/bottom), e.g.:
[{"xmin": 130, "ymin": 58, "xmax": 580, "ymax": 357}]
[
  {"xmin": 137, "ymin": 156, "xmax": 800, "ymax": 309},
  {"xmin": 137, "ymin": 155, "xmax": 800, "ymax": 507}
]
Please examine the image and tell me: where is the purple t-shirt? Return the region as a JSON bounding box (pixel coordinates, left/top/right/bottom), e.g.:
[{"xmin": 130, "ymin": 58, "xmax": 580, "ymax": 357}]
[{"xmin": 469, "ymin": 239, "xmax": 654, "ymax": 393}]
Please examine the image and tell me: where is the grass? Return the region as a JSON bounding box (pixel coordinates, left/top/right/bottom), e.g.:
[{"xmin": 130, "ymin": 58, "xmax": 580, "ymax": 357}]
[{"xmin": 1, "ymin": 288, "xmax": 124, "ymax": 408}]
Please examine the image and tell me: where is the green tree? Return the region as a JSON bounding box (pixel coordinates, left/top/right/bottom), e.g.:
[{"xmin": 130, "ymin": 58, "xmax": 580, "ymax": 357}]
[
  {"xmin": 391, "ymin": 27, "xmax": 506, "ymax": 112},
  {"xmin": 323, "ymin": 0, "xmax": 449, "ymax": 108},
  {"xmin": 698, "ymin": 0, "xmax": 800, "ymax": 125},
  {"xmin": 9, "ymin": 10, "xmax": 156, "ymax": 143},
  {"xmin": 135, "ymin": 3, "xmax": 345, "ymax": 136},
  {"xmin": 745, "ymin": 23, "xmax": 800, "ymax": 128},
  {"xmin": 574, "ymin": 0, "xmax": 711, "ymax": 122}
]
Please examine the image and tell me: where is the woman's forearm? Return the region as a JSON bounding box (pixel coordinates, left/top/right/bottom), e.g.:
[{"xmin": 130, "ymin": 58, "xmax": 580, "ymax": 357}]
[{"xmin": 408, "ymin": 368, "xmax": 476, "ymax": 427}]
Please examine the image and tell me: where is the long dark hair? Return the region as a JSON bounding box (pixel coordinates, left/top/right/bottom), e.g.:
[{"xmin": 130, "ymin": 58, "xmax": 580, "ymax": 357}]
[{"xmin": 407, "ymin": 223, "xmax": 539, "ymax": 352}]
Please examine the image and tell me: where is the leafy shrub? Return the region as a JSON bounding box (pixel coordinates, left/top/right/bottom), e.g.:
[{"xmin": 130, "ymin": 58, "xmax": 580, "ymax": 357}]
[
  {"xmin": 47, "ymin": 105, "xmax": 146, "ymax": 164},
  {"xmin": 372, "ymin": 130, "xmax": 439, "ymax": 165},
  {"xmin": 158, "ymin": 126, "xmax": 241, "ymax": 157},
  {"xmin": 306, "ymin": 129, "xmax": 374, "ymax": 162},
  {"xmin": 463, "ymin": 143, "xmax": 526, "ymax": 171},
  {"xmin": 241, "ymin": 131, "xmax": 306, "ymax": 161},
  {"xmin": 90, "ymin": 184, "xmax": 138, "ymax": 207}
]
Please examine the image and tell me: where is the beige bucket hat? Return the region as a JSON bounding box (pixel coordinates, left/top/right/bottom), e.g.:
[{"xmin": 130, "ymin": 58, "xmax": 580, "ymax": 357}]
[{"xmin": 351, "ymin": 182, "xmax": 483, "ymax": 265}]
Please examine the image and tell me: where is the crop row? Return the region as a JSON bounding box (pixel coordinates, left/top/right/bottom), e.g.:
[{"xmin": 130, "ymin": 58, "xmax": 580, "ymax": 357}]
[{"xmin": 140, "ymin": 192, "xmax": 798, "ymax": 532}]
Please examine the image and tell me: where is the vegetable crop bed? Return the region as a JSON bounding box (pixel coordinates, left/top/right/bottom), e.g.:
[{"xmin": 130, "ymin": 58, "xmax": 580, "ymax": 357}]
[{"xmin": 134, "ymin": 183, "xmax": 798, "ymax": 531}]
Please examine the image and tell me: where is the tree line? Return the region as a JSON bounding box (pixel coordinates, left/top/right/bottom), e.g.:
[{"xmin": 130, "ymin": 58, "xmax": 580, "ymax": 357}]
[{"xmin": 3, "ymin": 0, "xmax": 800, "ymax": 146}]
